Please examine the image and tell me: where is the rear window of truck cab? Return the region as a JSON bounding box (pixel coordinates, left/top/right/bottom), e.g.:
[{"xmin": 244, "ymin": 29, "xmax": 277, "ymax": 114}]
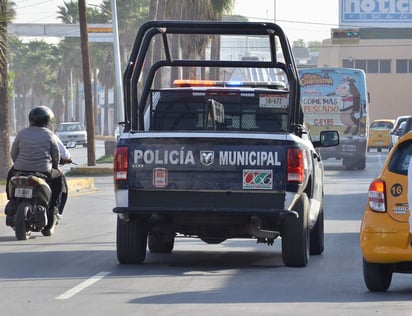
[{"xmin": 147, "ymin": 84, "xmax": 289, "ymax": 133}]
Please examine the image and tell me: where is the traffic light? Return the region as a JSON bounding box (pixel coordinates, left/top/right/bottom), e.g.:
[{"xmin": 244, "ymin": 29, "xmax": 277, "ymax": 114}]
[{"xmin": 331, "ymin": 28, "xmax": 360, "ymax": 44}]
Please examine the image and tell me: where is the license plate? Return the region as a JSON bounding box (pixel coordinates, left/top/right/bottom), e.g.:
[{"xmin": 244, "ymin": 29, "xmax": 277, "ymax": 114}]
[{"xmin": 14, "ymin": 187, "xmax": 33, "ymax": 199}]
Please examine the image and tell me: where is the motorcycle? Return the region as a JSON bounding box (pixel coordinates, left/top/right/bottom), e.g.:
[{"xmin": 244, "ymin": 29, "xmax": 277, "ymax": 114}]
[
  {"xmin": 5, "ymin": 158, "xmax": 75, "ymax": 240},
  {"xmin": 6, "ymin": 171, "xmax": 56, "ymax": 240}
]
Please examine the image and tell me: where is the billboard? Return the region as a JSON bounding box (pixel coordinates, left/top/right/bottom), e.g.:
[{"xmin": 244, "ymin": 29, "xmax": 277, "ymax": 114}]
[{"xmin": 340, "ymin": 0, "xmax": 412, "ymax": 27}]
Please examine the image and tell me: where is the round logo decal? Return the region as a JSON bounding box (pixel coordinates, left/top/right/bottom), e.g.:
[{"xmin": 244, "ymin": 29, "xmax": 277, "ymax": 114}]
[{"xmin": 391, "ymin": 183, "xmax": 403, "ymax": 197}]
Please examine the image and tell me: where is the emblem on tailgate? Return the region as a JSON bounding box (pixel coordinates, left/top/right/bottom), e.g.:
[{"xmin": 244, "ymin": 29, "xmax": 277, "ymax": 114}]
[
  {"xmin": 200, "ymin": 151, "xmax": 215, "ymax": 166},
  {"xmin": 153, "ymin": 168, "xmax": 168, "ymax": 188},
  {"xmin": 242, "ymin": 169, "xmax": 273, "ymax": 190}
]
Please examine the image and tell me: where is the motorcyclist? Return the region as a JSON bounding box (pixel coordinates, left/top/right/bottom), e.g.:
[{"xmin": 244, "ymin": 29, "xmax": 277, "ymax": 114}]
[{"xmin": 5, "ymin": 106, "xmax": 62, "ymax": 227}]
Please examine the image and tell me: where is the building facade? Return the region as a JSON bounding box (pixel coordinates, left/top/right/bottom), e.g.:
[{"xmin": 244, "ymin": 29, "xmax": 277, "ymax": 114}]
[
  {"xmin": 317, "ymin": 0, "xmax": 412, "ymax": 121},
  {"xmin": 318, "ymin": 28, "xmax": 412, "ymax": 121}
]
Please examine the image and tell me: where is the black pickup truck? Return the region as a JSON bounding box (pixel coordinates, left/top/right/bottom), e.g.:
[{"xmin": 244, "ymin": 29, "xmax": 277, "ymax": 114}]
[{"xmin": 113, "ymin": 21, "xmax": 338, "ymax": 267}]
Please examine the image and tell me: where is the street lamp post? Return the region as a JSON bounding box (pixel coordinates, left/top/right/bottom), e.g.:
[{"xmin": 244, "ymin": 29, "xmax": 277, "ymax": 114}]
[
  {"xmin": 89, "ymin": 1, "xmax": 124, "ymax": 128},
  {"xmin": 111, "ymin": 0, "xmax": 124, "ymax": 125}
]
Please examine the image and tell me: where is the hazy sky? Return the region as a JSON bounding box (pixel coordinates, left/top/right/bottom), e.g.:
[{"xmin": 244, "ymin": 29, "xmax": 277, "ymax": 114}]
[
  {"xmin": 15, "ymin": 0, "xmax": 339, "ymax": 42},
  {"xmin": 232, "ymin": 0, "xmax": 339, "ymax": 42}
]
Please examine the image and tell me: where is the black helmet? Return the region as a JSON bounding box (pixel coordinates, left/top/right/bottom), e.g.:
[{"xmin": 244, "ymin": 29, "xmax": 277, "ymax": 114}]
[{"xmin": 29, "ymin": 106, "xmax": 54, "ymax": 127}]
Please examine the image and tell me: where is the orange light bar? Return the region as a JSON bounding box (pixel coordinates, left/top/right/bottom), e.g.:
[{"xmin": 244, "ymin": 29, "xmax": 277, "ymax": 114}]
[{"xmin": 173, "ymin": 79, "xmax": 217, "ymax": 87}]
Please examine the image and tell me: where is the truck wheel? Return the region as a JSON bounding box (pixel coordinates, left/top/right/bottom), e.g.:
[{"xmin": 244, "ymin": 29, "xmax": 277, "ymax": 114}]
[
  {"xmin": 200, "ymin": 237, "xmax": 226, "ymax": 244},
  {"xmin": 362, "ymin": 258, "xmax": 392, "ymax": 292},
  {"xmin": 15, "ymin": 201, "xmax": 32, "ymax": 241},
  {"xmin": 281, "ymin": 193, "xmax": 309, "ymax": 267},
  {"xmin": 357, "ymin": 156, "xmax": 366, "ymax": 170},
  {"xmin": 310, "ymin": 204, "xmax": 324, "ymax": 255},
  {"xmin": 116, "ymin": 215, "xmax": 147, "ymax": 264},
  {"xmin": 343, "ymin": 157, "xmax": 355, "ymax": 170},
  {"xmin": 148, "ymin": 233, "xmax": 175, "ymax": 253}
]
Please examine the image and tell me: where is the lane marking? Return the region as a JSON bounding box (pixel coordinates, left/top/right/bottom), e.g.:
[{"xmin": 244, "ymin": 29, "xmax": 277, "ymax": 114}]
[{"xmin": 56, "ymin": 271, "xmax": 110, "ymax": 300}]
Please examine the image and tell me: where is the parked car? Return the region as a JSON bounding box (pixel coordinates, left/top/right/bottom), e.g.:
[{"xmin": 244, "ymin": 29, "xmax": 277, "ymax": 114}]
[
  {"xmin": 360, "ymin": 131, "xmax": 412, "ymax": 291},
  {"xmin": 389, "ymin": 115, "xmax": 411, "ymax": 149},
  {"xmin": 367, "ymin": 119, "xmax": 394, "ymax": 152},
  {"xmin": 55, "ymin": 122, "xmax": 87, "ymax": 147}
]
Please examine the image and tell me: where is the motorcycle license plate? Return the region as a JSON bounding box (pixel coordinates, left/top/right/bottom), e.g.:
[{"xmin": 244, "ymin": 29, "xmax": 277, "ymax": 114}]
[{"xmin": 14, "ymin": 187, "xmax": 33, "ymax": 199}]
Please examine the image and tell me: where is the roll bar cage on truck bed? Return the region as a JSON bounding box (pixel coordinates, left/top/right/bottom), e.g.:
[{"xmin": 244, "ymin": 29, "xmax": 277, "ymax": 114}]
[
  {"xmin": 114, "ymin": 21, "xmax": 338, "ymax": 267},
  {"xmin": 121, "ymin": 20, "xmax": 302, "ymax": 135}
]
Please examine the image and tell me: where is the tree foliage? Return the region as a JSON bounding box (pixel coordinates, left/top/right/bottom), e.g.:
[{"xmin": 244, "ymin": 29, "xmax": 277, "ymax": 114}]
[
  {"xmin": 0, "ymin": 0, "xmax": 14, "ymax": 179},
  {"xmin": 2, "ymin": 0, "xmax": 240, "ymax": 179}
]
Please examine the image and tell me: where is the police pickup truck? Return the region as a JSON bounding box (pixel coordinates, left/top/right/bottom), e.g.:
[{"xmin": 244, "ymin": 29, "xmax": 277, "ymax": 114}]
[{"xmin": 113, "ymin": 21, "xmax": 338, "ymax": 267}]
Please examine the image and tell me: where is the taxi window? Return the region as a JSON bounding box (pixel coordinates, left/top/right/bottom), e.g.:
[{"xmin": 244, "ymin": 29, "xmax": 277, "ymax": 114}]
[{"xmin": 388, "ymin": 140, "xmax": 412, "ymax": 175}]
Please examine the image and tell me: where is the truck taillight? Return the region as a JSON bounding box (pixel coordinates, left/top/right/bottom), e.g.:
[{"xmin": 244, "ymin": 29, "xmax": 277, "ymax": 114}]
[
  {"xmin": 287, "ymin": 148, "xmax": 305, "ymax": 183},
  {"xmin": 368, "ymin": 179, "xmax": 386, "ymax": 212},
  {"xmin": 114, "ymin": 146, "xmax": 128, "ymax": 181}
]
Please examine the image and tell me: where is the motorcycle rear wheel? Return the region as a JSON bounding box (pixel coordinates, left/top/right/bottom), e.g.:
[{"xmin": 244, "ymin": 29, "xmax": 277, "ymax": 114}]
[{"xmin": 15, "ymin": 201, "xmax": 32, "ymax": 240}]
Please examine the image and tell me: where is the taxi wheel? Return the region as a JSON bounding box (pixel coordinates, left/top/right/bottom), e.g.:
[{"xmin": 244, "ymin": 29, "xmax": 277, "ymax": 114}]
[{"xmin": 362, "ymin": 258, "xmax": 393, "ymax": 292}]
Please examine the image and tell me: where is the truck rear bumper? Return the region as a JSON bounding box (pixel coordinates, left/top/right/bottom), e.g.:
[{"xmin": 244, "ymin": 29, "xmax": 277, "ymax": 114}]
[
  {"xmin": 113, "ymin": 189, "xmax": 291, "ymax": 215},
  {"xmin": 113, "ymin": 206, "xmax": 297, "ymax": 217}
]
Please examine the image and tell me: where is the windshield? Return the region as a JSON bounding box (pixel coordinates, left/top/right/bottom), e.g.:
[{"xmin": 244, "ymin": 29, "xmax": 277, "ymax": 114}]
[
  {"xmin": 370, "ymin": 121, "xmax": 393, "ymax": 129},
  {"xmin": 57, "ymin": 123, "xmax": 84, "ymax": 132}
]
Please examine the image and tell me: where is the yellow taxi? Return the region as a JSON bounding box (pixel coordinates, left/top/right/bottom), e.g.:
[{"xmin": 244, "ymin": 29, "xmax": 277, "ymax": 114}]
[
  {"xmin": 367, "ymin": 119, "xmax": 395, "ymax": 152},
  {"xmin": 360, "ymin": 130, "xmax": 412, "ymax": 291}
]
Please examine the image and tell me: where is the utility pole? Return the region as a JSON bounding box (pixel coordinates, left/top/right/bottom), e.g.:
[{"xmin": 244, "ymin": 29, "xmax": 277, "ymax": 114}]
[
  {"xmin": 78, "ymin": 0, "xmax": 96, "ymax": 166},
  {"xmin": 111, "ymin": 0, "xmax": 124, "ymax": 125}
]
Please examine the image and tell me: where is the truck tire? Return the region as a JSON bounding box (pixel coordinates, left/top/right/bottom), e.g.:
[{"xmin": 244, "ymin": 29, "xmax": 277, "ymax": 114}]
[
  {"xmin": 148, "ymin": 233, "xmax": 175, "ymax": 253},
  {"xmin": 343, "ymin": 156, "xmax": 366, "ymax": 170},
  {"xmin": 116, "ymin": 216, "xmax": 147, "ymax": 264},
  {"xmin": 200, "ymin": 237, "xmax": 226, "ymax": 244},
  {"xmin": 343, "ymin": 157, "xmax": 355, "ymax": 170},
  {"xmin": 281, "ymin": 193, "xmax": 309, "ymax": 267},
  {"xmin": 357, "ymin": 156, "xmax": 366, "ymax": 170},
  {"xmin": 310, "ymin": 204, "xmax": 324, "ymax": 255},
  {"xmin": 362, "ymin": 258, "xmax": 393, "ymax": 292}
]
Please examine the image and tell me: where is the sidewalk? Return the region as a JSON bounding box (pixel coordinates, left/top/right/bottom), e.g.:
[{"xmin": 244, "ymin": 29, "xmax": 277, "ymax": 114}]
[{"xmin": 0, "ymin": 163, "xmax": 113, "ymax": 210}]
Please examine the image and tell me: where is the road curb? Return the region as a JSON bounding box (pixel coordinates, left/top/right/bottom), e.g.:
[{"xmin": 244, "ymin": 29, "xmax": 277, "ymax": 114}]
[
  {"xmin": 0, "ymin": 177, "xmax": 95, "ymax": 211},
  {"xmin": 67, "ymin": 166, "xmax": 113, "ymax": 176}
]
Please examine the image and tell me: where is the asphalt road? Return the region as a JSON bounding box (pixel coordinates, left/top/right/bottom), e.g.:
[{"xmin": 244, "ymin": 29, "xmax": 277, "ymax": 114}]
[
  {"xmin": 61, "ymin": 140, "xmax": 106, "ymax": 172},
  {"xmin": 1, "ymin": 150, "xmax": 412, "ymax": 315}
]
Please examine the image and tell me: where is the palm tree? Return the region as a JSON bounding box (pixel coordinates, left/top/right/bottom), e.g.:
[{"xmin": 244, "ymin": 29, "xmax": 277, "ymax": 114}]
[
  {"xmin": 209, "ymin": 0, "xmax": 234, "ymax": 79},
  {"xmin": 0, "ymin": 0, "xmax": 16, "ymax": 180},
  {"xmin": 107, "ymin": 0, "xmax": 149, "ymax": 81},
  {"xmin": 163, "ymin": 0, "xmax": 234, "ymax": 80},
  {"xmin": 57, "ymin": 1, "xmax": 85, "ymax": 123},
  {"xmin": 97, "ymin": 46, "xmax": 115, "ymax": 135}
]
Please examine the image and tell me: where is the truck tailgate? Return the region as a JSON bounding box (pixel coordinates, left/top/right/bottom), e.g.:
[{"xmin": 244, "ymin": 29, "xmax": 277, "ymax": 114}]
[{"xmin": 127, "ymin": 135, "xmax": 288, "ymax": 192}]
